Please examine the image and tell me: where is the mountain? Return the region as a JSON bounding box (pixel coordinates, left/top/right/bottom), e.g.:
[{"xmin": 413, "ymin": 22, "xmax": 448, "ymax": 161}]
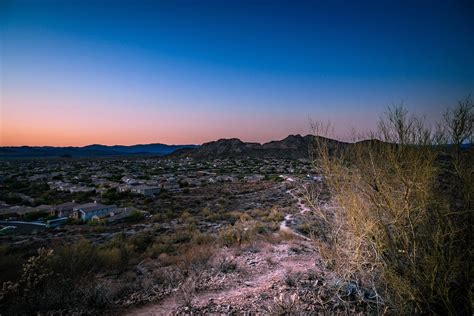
[
  {"xmin": 0, "ymin": 135, "xmax": 352, "ymax": 160},
  {"xmin": 0, "ymin": 143, "xmax": 197, "ymax": 159},
  {"xmin": 81, "ymin": 143, "xmax": 196, "ymax": 155},
  {"xmin": 176, "ymin": 138, "xmax": 262, "ymax": 158},
  {"xmin": 171, "ymin": 134, "xmax": 349, "ymax": 159}
]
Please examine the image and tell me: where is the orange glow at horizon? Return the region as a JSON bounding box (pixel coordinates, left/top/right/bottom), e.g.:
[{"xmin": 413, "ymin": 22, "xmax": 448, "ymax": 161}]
[
  {"xmin": 1, "ymin": 90, "xmax": 380, "ymax": 147},
  {"xmin": 1, "ymin": 98, "xmax": 317, "ymax": 147}
]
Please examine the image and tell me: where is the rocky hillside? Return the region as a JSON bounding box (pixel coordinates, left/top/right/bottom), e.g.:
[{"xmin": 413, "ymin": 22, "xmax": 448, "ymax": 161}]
[{"xmin": 171, "ymin": 134, "xmax": 348, "ymax": 159}]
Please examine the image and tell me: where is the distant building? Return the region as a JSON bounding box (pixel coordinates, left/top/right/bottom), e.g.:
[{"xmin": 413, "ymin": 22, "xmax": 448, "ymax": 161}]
[
  {"xmin": 50, "ymin": 201, "xmax": 79, "ymax": 218},
  {"xmin": 72, "ymin": 202, "xmax": 117, "ymax": 221},
  {"xmin": 160, "ymin": 181, "xmax": 180, "ymax": 193},
  {"xmin": 121, "ymin": 176, "xmax": 138, "ymax": 185},
  {"xmin": 130, "ymin": 185, "xmax": 160, "ymax": 196},
  {"xmin": 119, "ymin": 185, "xmax": 160, "ymax": 196},
  {"xmin": 68, "ymin": 185, "xmax": 95, "ymax": 193},
  {"xmin": 118, "ymin": 185, "xmax": 131, "ymax": 193},
  {"xmin": 105, "ymin": 207, "xmax": 143, "ymax": 223}
]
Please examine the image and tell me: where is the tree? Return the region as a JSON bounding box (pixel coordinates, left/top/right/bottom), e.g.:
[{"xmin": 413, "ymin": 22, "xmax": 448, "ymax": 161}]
[
  {"xmin": 308, "ymin": 101, "xmax": 472, "ymax": 314},
  {"xmin": 444, "ymin": 95, "xmax": 473, "ymax": 150}
]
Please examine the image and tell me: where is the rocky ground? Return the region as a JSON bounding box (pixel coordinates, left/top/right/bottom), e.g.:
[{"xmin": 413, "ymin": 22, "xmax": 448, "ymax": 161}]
[
  {"xmin": 122, "ymin": 185, "xmax": 369, "ymax": 315},
  {"xmin": 125, "ymin": 235, "xmax": 320, "ymax": 315},
  {"xmin": 1, "ymin": 180, "xmax": 374, "ymax": 315}
]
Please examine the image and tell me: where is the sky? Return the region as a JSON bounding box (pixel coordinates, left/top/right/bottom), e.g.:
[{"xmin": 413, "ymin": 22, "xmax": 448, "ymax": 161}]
[{"xmin": 1, "ymin": 0, "xmax": 473, "ymax": 146}]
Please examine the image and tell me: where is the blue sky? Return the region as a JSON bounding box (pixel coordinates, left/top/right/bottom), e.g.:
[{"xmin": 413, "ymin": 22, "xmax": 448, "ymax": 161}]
[{"xmin": 1, "ymin": 0, "xmax": 473, "ymax": 145}]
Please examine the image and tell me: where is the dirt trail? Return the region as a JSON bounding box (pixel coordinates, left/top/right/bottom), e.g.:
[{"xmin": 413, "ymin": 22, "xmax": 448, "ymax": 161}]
[
  {"xmin": 126, "ymin": 181, "xmax": 316, "ymax": 315},
  {"xmin": 279, "ymin": 187, "xmax": 311, "ymax": 241},
  {"xmin": 126, "ymin": 240, "xmax": 316, "ymax": 315}
]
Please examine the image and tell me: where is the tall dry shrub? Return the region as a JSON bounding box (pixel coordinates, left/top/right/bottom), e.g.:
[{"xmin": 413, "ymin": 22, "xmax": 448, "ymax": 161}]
[{"xmin": 309, "ymin": 100, "xmax": 473, "ymax": 314}]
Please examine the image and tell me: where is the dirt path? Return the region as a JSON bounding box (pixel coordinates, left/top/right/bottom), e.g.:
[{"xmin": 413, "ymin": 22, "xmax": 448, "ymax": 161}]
[
  {"xmin": 279, "ymin": 187, "xmax": 311, "ymax": 241},
  {"xmin": 125, "ymin": 180, "xmax": 316, "ymax": 315},
  {"xmin": 126, "ymin": 239, "xmax": 317, "ymax": 315}
]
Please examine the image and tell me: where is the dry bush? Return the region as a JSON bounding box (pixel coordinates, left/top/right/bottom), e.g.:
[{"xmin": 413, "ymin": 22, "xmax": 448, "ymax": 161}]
[
  {"xmin": 215, "ymin": 255, "xmax": 238, "ymax": 273},
  {"xmin": 179, "ymin": 244, "xmax": 214, "ymax": 276},
  {"xmin": 218, "ymin": 218, "xmax": 262, "ymax": 246},
  {"xmin": 0, "ymin": 241, "xmax": 123, "ymax": 314},
  {"xmin": 265, "ymin": 206, "xmax": 285, "ymax": 222},
  {"xmin": 284, "ymin": 269, "xmax": 297, "ymax": 288},
  {"xmin": 178, "ymin": 277, "xmax": 196, "ymax": 309},
  {"xmin": 99, "ymin": 243, "xmax": 135, "ymax": 272},
  {"xmin": 309, "ymin": 100, "xmax": 473, "ymax": 314},
  {"xmin": 154, "ymin": 265, "xmax": 184, "ymax": 287},
  {"xmin": 98, "ymin": 247, "xmax": 123, "ymax": 269},
  {"xmin": 268, "ymin": 230, "xmax": 296, "ymax": 243},
  {"xmin": 267, "ymin": 292, "xmax": 303, "ymax": 315},
  {"xmin": 1, "ymin": 248, "xmax": 54, "ymax": 304},
  {"xmin": 233, "ymin": 240, "xmax": 265, "ymax": 256}
]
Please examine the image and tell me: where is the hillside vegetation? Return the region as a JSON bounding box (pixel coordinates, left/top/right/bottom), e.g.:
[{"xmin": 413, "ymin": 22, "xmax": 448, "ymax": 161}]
[{"xmin": 309, "ymin": 97, "xmax": 473, "ymax": 314}]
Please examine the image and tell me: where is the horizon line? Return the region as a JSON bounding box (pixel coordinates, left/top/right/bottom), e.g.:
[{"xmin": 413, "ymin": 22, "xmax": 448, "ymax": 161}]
[{"xmin": 1, "ymin": 133, "xmax": 321, "ymax": 148}]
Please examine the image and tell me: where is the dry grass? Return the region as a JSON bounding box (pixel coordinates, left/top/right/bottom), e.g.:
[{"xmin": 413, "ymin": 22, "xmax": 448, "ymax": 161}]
[{"xmin": 308, "ymin": 99, "xmax": 473, "ymax": 314}]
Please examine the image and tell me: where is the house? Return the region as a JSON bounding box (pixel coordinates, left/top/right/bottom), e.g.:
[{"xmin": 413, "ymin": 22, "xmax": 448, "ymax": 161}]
[
  {"xmin": 72, "ymin": 202, "xmax": 117, "ymax": 221},
  {"xmin": 68, "ymin": 185, "xmax": 95, "ymax": 193},
  {"xmin": 105, "ymin": 207, "xmax": 143, "ymax": 223},
  {"xmin": 160, "ymin": 181, "xmax": 181, "ymax": 193},
  {"xmin": 50, "ymin": 201, "xmax": 79, "ymax": 218},
  {"xmin": 121, "ymin": 176, "xmax": 138, "ymax": 185},
  {"xmin": 118, "ymin": 185, "xmax": 132, "ymax": 193},
  {"xmin": 130, "ymin": 185, "xmax": 160, "ymax": 196}
]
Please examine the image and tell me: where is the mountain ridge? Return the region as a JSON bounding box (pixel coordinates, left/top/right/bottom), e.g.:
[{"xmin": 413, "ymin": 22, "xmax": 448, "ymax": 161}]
[
  {"xmin": 171, "ymin": 134, "xmax": 349, "ymax": 159},
  {"xmin": 0, "ymin": 143, "xmax": 198, "ymax": 159},
  {"xmin": 1, "ymin": 134, "xmax": 355, "ymax": 159}
]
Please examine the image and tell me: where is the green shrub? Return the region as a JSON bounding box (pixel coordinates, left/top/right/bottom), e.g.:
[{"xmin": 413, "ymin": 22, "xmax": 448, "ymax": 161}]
[
  {"xmin": 265, "ymin": 207, "xmax": 284, "ymax": 222},
  {"xmin": 49, "ymin": 239, "xmax": 99, "ymax": 279},
  {"xmin": 125, "ymin": 211, "xmax": 145, "ymax": 223},
  {"xmin": 218, "ymin": 219, "xmax": 264, "ymax": 246},
  {"xmin": 97, "ymin": 247, "xmax": 121, "ymax": 269}
]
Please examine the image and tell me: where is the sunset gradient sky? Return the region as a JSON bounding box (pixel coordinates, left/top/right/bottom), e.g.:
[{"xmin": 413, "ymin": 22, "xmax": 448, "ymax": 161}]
[{"xmin": 1, "ymin": 0, "xmax": 473, "ymax": 146}]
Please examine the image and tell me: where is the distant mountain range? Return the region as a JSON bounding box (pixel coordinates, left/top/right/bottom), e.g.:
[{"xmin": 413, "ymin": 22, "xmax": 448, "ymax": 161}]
[
  {"xmin": 0, "ymin": 143, "xmax": 198, "ymax": 159},
  {"xmin": 2, "ymin": 135, "xmax": 469, "ymax": 160}
]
